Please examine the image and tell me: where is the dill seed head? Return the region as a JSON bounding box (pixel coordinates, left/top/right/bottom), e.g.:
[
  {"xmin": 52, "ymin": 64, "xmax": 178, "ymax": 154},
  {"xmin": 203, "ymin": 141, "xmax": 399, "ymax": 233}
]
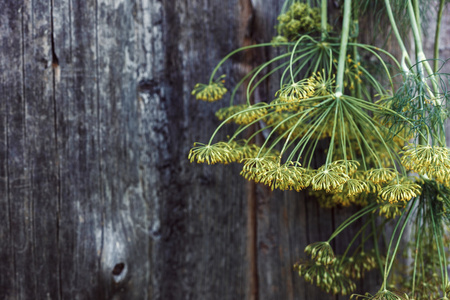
[
  {"xmin": 233, "ymin": 105, "xmax": 268, "ymax": 125},
  {"xmin": 240, "ymin": 156, "xmax": 277, "ymax": 182},
  {"xmin": 191, "ymin": 75, "xmax": 227, "ymax": 102},
  {"xmin": 327, "ymin": 270, "xmax": 356, "ymax": 295},
  {"xmin": 275, "ymin": 78, "xmax": 315, "ymax": 103},
  {"xmin": 188, "ymin": 142, "xmax": 233, "ymax": 164},
  {"xmin": 377, "ymin": 201, "xmax": 405, "ymax": 219},
  {"xmin": 341, "ymin": 251, "xmax": 377, "ymax": 280},
  {"xmin": 304, "ymin": 241, "xmax": 336, "ymax": 265},
  {"xmin": 379, "ymin": 180, "xmax": 421, "ymax": 203},
  {"xmin": 351, "ymin": 289, "xmax": 408, "ymax": 300},
  {"xmin": 310, "ymin": 70, "xmax": 335, "ymax": 96},
  {"xmin": 310, "ymin": 167, "xmax": 349, "ymax": 192},
  {"xmin": 343, "ymin": 178, "xmax": 370, "ymax": 196},
  {"xmin": 329, "ymin": 160, "xmax": 360, "ymax": 176},
  {"xmin": 295, "ymin": 259, "xmax": 335, "ymax": 292},
  {"xmin": 215, "ymin": 104, "xmax": 247, "ymax": 122},
  {"xmin": 366, "ymin": 168, "xmax": 398, "ymax": 184}
]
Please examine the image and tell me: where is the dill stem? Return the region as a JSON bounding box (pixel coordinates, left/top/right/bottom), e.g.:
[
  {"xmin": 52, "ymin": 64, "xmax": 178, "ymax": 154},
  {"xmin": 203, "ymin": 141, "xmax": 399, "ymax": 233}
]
[
  {"xmin": 383, "ymin": 0, "xmax": 412, "ymax": 70},
  {"xmin": 430, "ymin": 205, "xmax": 448, "ymax": 295},
  {"xmin": 382, "ymin": 197, "xmax": 417, "ymax": 290},
  {"xmin": 407, "ymin": 0, "xmax": 438, "ymax": 95},
  {"xmin": 327, "ymin": 203, "xmax": 377, "ymax": 242},
  {"xmin": 208, "ymin": 43, "xmax": 289, "ymax": 84},
  {"xmin": 434, "ymin": 0, "xmax": 445, "ymax": 72},
  {"xmin": 335, "ymin": 0, "xmax": 352, "ymax": 95},
  {"xmin": 321, "ymin": 0, "xmax": 327, "ymax": 40}
]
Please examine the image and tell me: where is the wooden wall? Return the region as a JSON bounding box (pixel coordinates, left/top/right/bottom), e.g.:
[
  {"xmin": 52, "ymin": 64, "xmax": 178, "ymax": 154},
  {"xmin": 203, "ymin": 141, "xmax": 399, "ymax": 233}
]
[{"xmin": 0, "ymin": 0, "xmax": 417, "ymax": 299}]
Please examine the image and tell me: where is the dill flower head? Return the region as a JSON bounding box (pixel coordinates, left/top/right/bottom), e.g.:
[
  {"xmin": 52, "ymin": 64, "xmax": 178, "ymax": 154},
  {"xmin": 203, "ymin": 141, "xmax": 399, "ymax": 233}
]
[
  {"xmin": 310, "ymin": 70, "xmax": 335, "ymax": 96},
  {"xmin": 304, "ymin": 241, "xmax": 336, "ymax": 265},
  {"xmin": 275, "ymin": 2, "xmax": 323, "ymax": 40},
  {"xmin": 400, "ymin": 144, "xmax": 450, "ymax": 178},
  {"xmin": 226, "ymin": 140, "xmax": 261, "ymax": 162},
  {"xmin": 329, "ymin": 160, "xmax": 360, "ymax": 176},
  {"xmin": 240, "ymin": 156, "xmax": 277, "ymax": 182},
  {"xmin": 188, "ymin": 142, "xmax": 233, "ymax": 164},
  {"xmin": 191, "ymin": 75, "xmax": 227, "ymax": 102},
  {"xmin": 271, "ymin": 35, "xmax": 288, "ymax": 45},
  {"xmin": 215, "ymin": 104, "xmax": 247, "ymax": 122},
  {"xmin": 275, "ymin": 78, "xmax": 315, "ymax": 102},
  {"xmin": 269, "ymin": 98, "xmax": 299, "ymax": 112},
  {"xmin": 401, "ymin": 145, "xmax": 450, "ymax": 171},
  {"xmin": 233, "ymin": 104, "xmax": 268, "ymax": 125},
  {"xmin": 379, "ymin": 180, "xmax": 421, "ymax": 203},
  {"xmin": 351, "ymin": 289, "xmax": 408, "ymax": 300},
  {"xmin": 341, "ymin": 251, "xmax": 377, "ymax": 280},
  {"xmin": 257, "ymin": 162, "xmax": 303, "ymax": 191},
  {"xmin": 296, "ymin": 258, "xmax": 355, "ymax": 296},
  {"xmin": 295, "ymin": 260, "xmax": 334, "ymax": 292},
  {"xmin": 310, "ymin": 167, "xmax": 349, "ymax": 192},
  {"xmin": 366, "ymin": 168, "xmax": 398, "ymax": 184},
  {"xmin": 342, "ymin": 178, "xmax": 370, "ymax": 196},
  {"xmin": 377, "ymin": 201, "xmax": 405, "ymax": 219},
  {"xmin": 327, "ymin": 269, "xmax": 356, "ymax": 296}
]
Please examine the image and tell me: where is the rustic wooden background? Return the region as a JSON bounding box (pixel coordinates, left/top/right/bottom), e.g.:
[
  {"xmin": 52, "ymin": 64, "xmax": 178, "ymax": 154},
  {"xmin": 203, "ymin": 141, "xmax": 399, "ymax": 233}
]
[{"xmin": 2, "ymin": 0, "xmax": 448, "ymax": 299}]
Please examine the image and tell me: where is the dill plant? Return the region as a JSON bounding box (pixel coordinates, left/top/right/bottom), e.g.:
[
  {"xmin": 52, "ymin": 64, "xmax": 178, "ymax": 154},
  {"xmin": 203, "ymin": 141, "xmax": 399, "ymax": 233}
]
[{"xmin": 189, "ymin": 0, "xmax": 450, "ymax": 298}]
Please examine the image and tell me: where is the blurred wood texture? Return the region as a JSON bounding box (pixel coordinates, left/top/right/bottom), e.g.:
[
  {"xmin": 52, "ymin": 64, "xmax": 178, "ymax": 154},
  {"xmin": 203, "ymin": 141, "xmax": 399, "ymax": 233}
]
[{"xmin": 2, "ymin": 0, "xmax": 448, "ymax": 299}]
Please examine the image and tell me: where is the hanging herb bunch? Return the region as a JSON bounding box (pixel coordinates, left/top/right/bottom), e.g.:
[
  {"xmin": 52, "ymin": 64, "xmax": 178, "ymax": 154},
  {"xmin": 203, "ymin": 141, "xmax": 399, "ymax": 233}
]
[{"xmin": 189, "ymin": 0, "xmax": 450, "ymax": 298}]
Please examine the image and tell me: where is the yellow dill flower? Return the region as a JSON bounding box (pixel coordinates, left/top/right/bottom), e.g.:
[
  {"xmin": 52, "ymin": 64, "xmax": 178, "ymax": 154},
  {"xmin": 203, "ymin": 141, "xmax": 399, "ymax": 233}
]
[
  {"xmin": 215, "ymin": 104, "xmax": 247, "ymax": 122},
  {"xmin": 329, "ymin": 160, "xmax": 360, "ymax": 176},
  {"xmin": 226, "ymin": 140, "xmax": 261, "ymax": 162},
  {"xmin": 310, "ymin": 70, "xmax": 335, "ymax": 96},
  {"xmin": 341, "ymin": 251, "xmax": 377, "ymax": 280},
  {"xmin": 216, "ymin": 104, "xmax": 268, "ymax": 125},
  {"xmin": 351, "ymin": 289, "xmax": 408, "ymax": 300},
  {"xmin": 310, "ymin": 167, "xmax": 349, "ymax": 192},
  {"xmin": 269, "ymin": 98, "xmax": 299, "ymax": 112},
  {"xmin": 257, "ymin": 162, "xmax": 307, "ymax": 191},
  {"xmin": 366, "ymin": 168, "xmax": 398, "ymax": 184},
  {"xmin": 191, "ymin": 75, "xmax": 227, "ymax": 102},
  {"xmin": 275, "ymin": 78, "xmax": 315, "ymax": 102},
  {"xmin": 188, "ymin": 142, "xmax": 232, "ymax": 164},
  {"xmin": 295, "ymin": 260, "xmax": 334, "ymax": 292},
  {"xmin": 342, "ymin": 179, "xmax": 370, "ymax": 196},
  {"xmin": 240, "ymin": 156, "xmax": 277, "ymax": 181},
  {"xmin": 379, "ymin": 181, "xmax": 421, "ymax": 203},
  {"xmin": 234, "ymin": 105, "xmax": 268, "ymax": 125},
  {"xmin": 400, "ymin": 144, "xmax": 450, "ymax": 178},
  {"xmin": 310, "ymin": 190, "xmax": 339, "ymax": 208},
  {"xmin": 304, "ymin": 241, "xmax": 336, "ymax": 265},
  {"xmin": 328, "ymin": 269, "xmax": 357, "ymax": 295},
  {"xmin": 377, "ymin": 201, "xmax": 405, "ymax": 219}
]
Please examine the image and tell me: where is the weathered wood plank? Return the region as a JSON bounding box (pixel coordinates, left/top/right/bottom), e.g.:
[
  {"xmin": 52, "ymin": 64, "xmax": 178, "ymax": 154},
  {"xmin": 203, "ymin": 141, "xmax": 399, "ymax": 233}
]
[
  {"xmin": 0, "ymin": 1, "xmax": 23, "ymax": 298},
  {"xmin": 1, "ymin": 0, "xmax": 60, "ymax": 299},
  {"xmin": 52, "ymin": 0, "xmax": 105, "ymax": 298},
  {"xmin": 153, "ymin": 1, "xmax": 250, "ymax": 299},
  {"xmin": 4, "ymin": 0, "xmax": 437, "ymax": 299}
]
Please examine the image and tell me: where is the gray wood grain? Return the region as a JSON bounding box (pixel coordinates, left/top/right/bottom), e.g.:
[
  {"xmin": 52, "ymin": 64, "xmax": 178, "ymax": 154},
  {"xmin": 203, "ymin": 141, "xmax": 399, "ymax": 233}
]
[{"xmin": 0, "ymin": 0, "xmax": 421, "ymax": 299}]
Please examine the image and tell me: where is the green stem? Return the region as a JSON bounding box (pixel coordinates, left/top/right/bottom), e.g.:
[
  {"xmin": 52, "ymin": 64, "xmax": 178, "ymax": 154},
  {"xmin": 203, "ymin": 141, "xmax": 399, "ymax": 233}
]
[
  {"xmin": 335, "ymin": 0, "xmax": 352, "ymax": 95},
  {"xmin": 383, "ymin": 0, "xmax": 412, "ymax": 70},
  {"xmin": 327, "ymin": 203, "xmax": 378, "ymax": 242},
  {"xmin": 371, "ymin": 214, "xmax": 385, "ymax": 277},
  {"xmin": 430, "ymin": 203, "xmax": 448, "ymax": 295},
  {"xmin": 321, "ymin": 0, "xmax": 327, "ymax": 40},
  {"xmin": 406, "ymin": 0, "xmax": 437, "ymax": 92},
  {"xmin": 382, "ymin": 197, "xmax": 417, "ymax": 289},
  {"xmin": 338, "ymin": 220, "xmax": 372, "ymax": 268},
  {"xmin": 288, "ymin": 36, "xmax": 318, "ymax": 82},
  {"xmin": 208, "ymin": 43, "xmax": 290, "ymax": 84},
  {"xmin": 434, "ymin": 0, "xmax": 445, "ymax": 72}
]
